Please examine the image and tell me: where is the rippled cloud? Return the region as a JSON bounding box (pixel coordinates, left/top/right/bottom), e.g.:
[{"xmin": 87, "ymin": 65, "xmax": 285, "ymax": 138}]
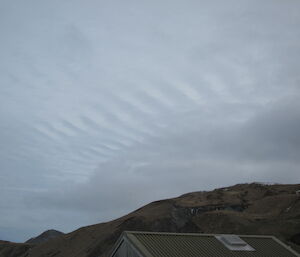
[{"xmin": 0, "ymin": 0, "xmax": 299, "ymax": 242}]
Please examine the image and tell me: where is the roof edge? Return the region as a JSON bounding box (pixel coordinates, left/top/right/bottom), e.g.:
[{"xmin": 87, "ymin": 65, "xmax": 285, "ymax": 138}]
[
  {"xmin": 107, "ymin": 231, "xmax": 127, "ymax": 257},
  {"xmin": 271, "ymin": 236, "xmax": 300, "ymax": 257},
  {"xmin": 124, "ymin": 231, "xmax": 276, "ymax": 238},
  {"xmin": 108, "ymin": 231, "xmax": 153, "ymax": 257},
  {"xmin": 126, "ymin": 233, "xmax": 153, "ymax": 257}
]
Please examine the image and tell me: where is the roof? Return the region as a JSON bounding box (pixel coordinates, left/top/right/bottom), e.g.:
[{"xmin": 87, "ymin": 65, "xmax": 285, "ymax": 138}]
[{"xmin": 110, "ymin": 231, "xmax": 300, "ymax": 257}]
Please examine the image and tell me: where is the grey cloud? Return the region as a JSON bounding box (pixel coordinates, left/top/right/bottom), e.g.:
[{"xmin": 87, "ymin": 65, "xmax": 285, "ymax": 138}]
[{"xmin": 1, "ymin": 0, "xmax": 300, "ymax": 242}]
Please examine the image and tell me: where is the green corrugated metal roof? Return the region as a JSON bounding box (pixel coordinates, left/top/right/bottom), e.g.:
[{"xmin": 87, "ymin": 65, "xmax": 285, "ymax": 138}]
[{"xmin": 121, "ymin": 231, "xmax": 300, "ymax": 257}]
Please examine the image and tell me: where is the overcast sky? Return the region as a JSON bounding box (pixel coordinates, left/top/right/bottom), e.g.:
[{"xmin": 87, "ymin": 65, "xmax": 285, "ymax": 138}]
[{"xmin": 0, "ymin": 0, "xmax": 300, "ymax": 242}]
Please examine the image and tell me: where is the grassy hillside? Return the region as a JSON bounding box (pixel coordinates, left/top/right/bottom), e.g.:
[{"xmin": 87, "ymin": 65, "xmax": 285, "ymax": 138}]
[{"xmin": 1, "ymin": 183, "xmax": 299, "ymax": 257}]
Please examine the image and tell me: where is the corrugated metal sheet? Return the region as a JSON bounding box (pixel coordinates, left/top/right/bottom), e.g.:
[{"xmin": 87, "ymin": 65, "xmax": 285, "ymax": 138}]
[{"xmin": 123, "ymin": 232, "xmax": 299, "ymax": 257}]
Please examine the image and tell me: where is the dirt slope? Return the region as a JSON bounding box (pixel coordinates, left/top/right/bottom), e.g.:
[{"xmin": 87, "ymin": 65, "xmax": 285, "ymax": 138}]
[{"xmin": 1, "ymin": 183, "xmax": 299, "ymax": 257}]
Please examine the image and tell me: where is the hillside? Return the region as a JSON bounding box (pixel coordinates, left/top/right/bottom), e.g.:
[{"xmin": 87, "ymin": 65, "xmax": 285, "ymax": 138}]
[
  {"xmin": 1, "ymin": 183, "xmax": 299, "ymax": 257},
  {"xmin": 0, "ymin": 241, "xmax": 31, "ymax": 257}
]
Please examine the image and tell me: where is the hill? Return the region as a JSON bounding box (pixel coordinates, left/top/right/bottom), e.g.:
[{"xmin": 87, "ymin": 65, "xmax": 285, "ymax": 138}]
[
  {"xmin": 0, "ymin": 241, "xmax": 31, "ymax": 257},
  {"xmin": 25, "ymin": 229, "xmax": 64, "ymax": 244},
  {"xmin": 0, "ymin": 183, "xmax": 299, "ymax": 257}
]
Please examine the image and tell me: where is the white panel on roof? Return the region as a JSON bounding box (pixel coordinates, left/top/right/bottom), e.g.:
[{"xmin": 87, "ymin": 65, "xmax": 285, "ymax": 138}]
[{"xmin": 215, "ymin": 234, "xmax": 256, "ymax": 251}]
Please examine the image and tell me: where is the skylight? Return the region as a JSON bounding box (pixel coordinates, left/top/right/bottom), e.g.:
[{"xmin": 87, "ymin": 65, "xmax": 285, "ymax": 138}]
[{"xmin": 215, "ymin": 235, "xmax": 255, "ymax": 251}]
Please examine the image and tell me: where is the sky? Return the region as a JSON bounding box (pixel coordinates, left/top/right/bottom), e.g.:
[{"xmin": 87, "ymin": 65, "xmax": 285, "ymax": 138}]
[{"xmin": 0, "ymin": 0, "xmax": 300, "ymax": 242}]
